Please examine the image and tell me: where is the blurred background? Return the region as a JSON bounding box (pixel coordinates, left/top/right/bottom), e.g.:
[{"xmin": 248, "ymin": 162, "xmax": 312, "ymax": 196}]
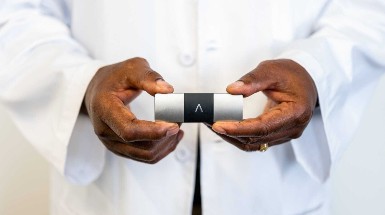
[
  {"xmin": 0, "ymin": 108, "xmax": 49, "ymax": 214},
  {"xmin": 0, "ymin": 76, "xmax": 385, "ymax": 215}
]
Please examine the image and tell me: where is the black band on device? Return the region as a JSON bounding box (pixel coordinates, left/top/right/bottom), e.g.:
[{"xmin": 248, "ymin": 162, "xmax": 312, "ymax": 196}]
[{"xmin": 184, "ymin": 93, "xmax": 214, "ymax": 123}]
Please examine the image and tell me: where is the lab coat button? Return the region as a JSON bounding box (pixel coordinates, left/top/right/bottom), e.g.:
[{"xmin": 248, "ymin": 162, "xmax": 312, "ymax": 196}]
[
  {"xmin": 175, "ymin": 148, "xmax": 189, "ymax": 162},
  {"xmin": 178, "ymin": 52, "xmax": 195, "ymax": 67},
  {"xmin": 206, "ymin": 40, "xmax": 218, "ymax": 51}
]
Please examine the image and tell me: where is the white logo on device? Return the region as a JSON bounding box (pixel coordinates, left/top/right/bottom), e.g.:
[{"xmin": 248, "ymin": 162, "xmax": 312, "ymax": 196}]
[{"xmin": 195, "ymin": 104, "xmax": 203, "ymax": 113}]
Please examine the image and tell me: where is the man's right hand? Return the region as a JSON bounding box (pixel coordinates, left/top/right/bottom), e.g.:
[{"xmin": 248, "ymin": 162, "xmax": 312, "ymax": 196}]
[{"xmin": 84, "ymin": 57, "xmax": 183, "ymax": 164}]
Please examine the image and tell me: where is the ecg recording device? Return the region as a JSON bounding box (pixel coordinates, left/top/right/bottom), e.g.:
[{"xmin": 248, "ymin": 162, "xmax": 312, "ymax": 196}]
[{"xmin": 154, "ymin": 93, "xmax": 243, "ymax": 123}]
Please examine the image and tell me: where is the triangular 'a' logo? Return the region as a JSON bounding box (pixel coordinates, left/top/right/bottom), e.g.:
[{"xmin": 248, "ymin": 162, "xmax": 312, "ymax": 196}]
[{"xmin": 195, "ymin": 104, "xmax": 203, "ymax": 112}]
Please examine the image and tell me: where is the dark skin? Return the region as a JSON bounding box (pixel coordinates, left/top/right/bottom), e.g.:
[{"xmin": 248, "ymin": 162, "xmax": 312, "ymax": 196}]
[
  {"xmin": 84, "ymin": 57, "xmax": 317, "ymax": 163},
  {"xmin": 84, "ymin": 57, "xmax": 183, "ymax": 164},
  {"xmin": 208, "ymin": 59, "xmax": 318, "ymax": 151}
]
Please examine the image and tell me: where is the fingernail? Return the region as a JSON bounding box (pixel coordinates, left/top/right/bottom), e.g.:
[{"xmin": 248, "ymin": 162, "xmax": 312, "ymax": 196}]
[
  {"xmin": 156, "ymin": 79, "xmax": 173, "ymax": 90},
  {"xmin": 228, "ymin": 81, "xmax": 244, "ymax": 89},
  {"xmin": 166, "ymin": 126, "xmax": 180, "ymax": 136},
  {"xmin": 212, "ymin": 125, "xmax": 227, "ymax": 135}
]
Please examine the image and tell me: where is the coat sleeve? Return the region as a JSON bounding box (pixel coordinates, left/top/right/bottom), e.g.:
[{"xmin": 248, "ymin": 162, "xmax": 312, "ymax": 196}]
[
  {"xmin": 277, "ymin": 0, "xmax": 385, "ymax": 182},
  {"xmin": 0, "ymin": 0, "xmax": 106, "ymax": 184}
]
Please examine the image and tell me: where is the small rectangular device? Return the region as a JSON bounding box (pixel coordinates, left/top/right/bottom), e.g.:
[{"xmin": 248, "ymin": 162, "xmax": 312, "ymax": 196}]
[{"xmin": 155, "ymin": 93, "xmax": 243, "ymax": 123}]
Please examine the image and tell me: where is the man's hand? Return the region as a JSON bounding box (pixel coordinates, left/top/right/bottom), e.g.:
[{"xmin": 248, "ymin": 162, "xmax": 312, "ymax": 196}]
[
  {"xmin": 84, "ymin": 57, "xmax": 184, "ymax": 163},
  {"xmin": 210, "ymin": 59, "xmax": 318, "ymax": 151}
]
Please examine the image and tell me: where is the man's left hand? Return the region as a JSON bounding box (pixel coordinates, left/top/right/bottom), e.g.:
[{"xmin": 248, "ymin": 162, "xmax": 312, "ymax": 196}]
[{"xmin": 208, "ymin": 59, "xmax": 318, "ymax": 151}]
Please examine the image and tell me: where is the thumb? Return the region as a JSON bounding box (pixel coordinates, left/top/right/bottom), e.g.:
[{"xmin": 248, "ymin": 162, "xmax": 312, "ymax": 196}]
[
  {"xmin": 149, "ymin": 78, "xmax": 174, "ymax": 96},
  {"xmin": 226, "ymin": 63, "xmax": 276, "ymax": 97},
  {"xmin": 125, "ymin": 57, "xmax": 174, "ymax": 96}
]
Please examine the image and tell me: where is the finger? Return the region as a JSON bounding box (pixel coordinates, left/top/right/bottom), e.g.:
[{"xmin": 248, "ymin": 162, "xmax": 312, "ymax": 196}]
[
  {"xmin": 232, "ymin": 126, "xmax": 304, "ymax": 146},
  {"xmin": 112, "ymin": 89, "xmax": 142, "ymax": 105},
  {"xmin": 96, "ymin": 124, "xmax": 159, "ymax": 150},
  {"xmin": 149, "ymin": 130, "xmax": 184, "ymax": 163},
  {"xmin": 212, "ymin": 102, "xmax": 302, "ymax": 137},
  {"xmin": 226, "ymin": 63, "xmax": 277, "ymax": 97},
  {"xmin": 224, "ymin": 134, "xmax": 292, "ymax": 151},
  {"xmin": 101, "ymin": 96, "xmax": 180, "ymax": 141},
  {"xmin": 206, "ymin": 121, "xmax": 293, "ymax": 151},
  {"xmin": 98, "ymin": 121, "xmax": 184, "ymax": 161},
  {"xmin": 214, "ymin": 131, "xmax": 246, "ymax": 147},
  {"xmin": 238, "ymin": 137, "xmax": 292, "ymax": 152},
  {"xmin": 96, "ymin": 122, "xmax": 162, "ymax": 150},
  {"xmin": 103, "ymin": 140, "xmax": 157, "ymax": 163},
  {"xmin": 204, "ymin": 123, "xmax": 245, "ymax": 143},
  {"xmin": 126, "ymin": 130, "xmax": 182, "ymax": 151},
  {"xmin": 104, "ymin": 131, "xmax": 183, "ymax": 164},
  {"xmin": 123, "ymin": 58, "xmax": 174, "ymax": 96},
  {"xmin": 213, "ymin": 133, "xmax": 261, "ymax": 152}
]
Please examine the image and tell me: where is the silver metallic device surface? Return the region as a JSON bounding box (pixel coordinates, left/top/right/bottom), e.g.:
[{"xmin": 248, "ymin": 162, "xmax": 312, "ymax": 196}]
[
  {"xmin": 213, "ymin": 94, "xmax": 243, "ymax": 121},
  {"xmin": 154, "ymin": 94, "xmax": 184, "ymax": 122}
]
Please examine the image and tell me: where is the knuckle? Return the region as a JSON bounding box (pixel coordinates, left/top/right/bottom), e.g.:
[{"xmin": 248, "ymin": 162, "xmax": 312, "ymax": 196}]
[
  {"xmin": 89, "ymin": 93, "xmax": 106, "ymax": 113},
  {"xmin": 130, "ymin": 57, "xmax": 147, "ymax": 64},
  {"xmin": 124, "ymin": 57, "xmax": 148, "ymax": 69},
  {"xmin": 119, "ymin": 127, "xmax": 135, "ymax": 142},
  {"xmin": 152, "ymin": 132, "xmax": 166, "ymax": 141},
  {"xmin": 295, "ymin": 105, "xmax": 307, "ymax": 116},
  {"xmin": 241, "ymin": 143, "xmax": 255, "ymax": 152},
  {"xmin": 147, "ymin": 144, "xmax": 174, "ymax": 164},
  {"xmin": 167, "ymin": 138, "xmax": 180, "ymax": 151},
  {"xmin": 99, "ymin": 139, "xmax": 112, "ymax": 149},
  {"xmin": 132, "ymin": 57, "xmax": 146, "ymax": 62},
  {"xmin": 257, "ymin": 60, "xmax": 276, "ymax": 72},
  {"xmin": 153, "ymin": 126, "xmax": 171, "ymax": 139},
  {"xmin": 168, "ymin": 142, "xmax": 179, "ymax": 152},
  {"xmin": 95, "ymin": 95, "xmax": 114, "ymax": 119},
  {"xmin": 102, "ymin": 141, "xmax": 120, "ymax": 155},
  {"xmin": 147, "ymin": 158, "xmax": 161, "ymax": 164},
  {"xmin": 257, "ymin": 122, "xmax": 270, "ymax": 137},
  {"xmin": 140, "ymin": 70, "xmax": 160, "ymax": 92},
  {"xmin": 144, "ymin": 69, "xmax": 161, "ymax": 81},
  {"xmin": 94, "ymin": 126, "xmax": 109, "ymax": 138},
  {"xmin": 294, "ymin": 105, "xmax": 312, "ymax": 125},
  {"xmin": 90, "ymin": 102, "xmax": 104, "ymax": 116},
  {"xmin": 247, "ymin": 137, "xmax": 259, "ymax": 145},
  {"xmin": 149, "ymin": 149, "xmax": 168, "ymax": 164},
  {"xmin": 291, "ymin": 130, "xmax": 304, "ymax": 139},
  {"xmin": 242, "ymin": 72, "xmax": 258, "ymax": 84},
  {"xmin": 140, "ymin": 127, "xmax": 166, "ymax": 141},
  {"xmin": 258, "ymin": 60, "xmax": 273, "ymax": 68},
  {"xmin": 304, "ymin": 108, "xmax": 313, "ymax": 120},
  {"xmin": 141, "ymin": 150, "xmax": 157, "ymax": 163}
]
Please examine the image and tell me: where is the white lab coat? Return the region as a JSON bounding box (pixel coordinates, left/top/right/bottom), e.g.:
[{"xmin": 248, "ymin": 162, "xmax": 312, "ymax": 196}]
[{"xmin": 1, "ymin": 0, "xmax": 384, "ymax": 214}]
